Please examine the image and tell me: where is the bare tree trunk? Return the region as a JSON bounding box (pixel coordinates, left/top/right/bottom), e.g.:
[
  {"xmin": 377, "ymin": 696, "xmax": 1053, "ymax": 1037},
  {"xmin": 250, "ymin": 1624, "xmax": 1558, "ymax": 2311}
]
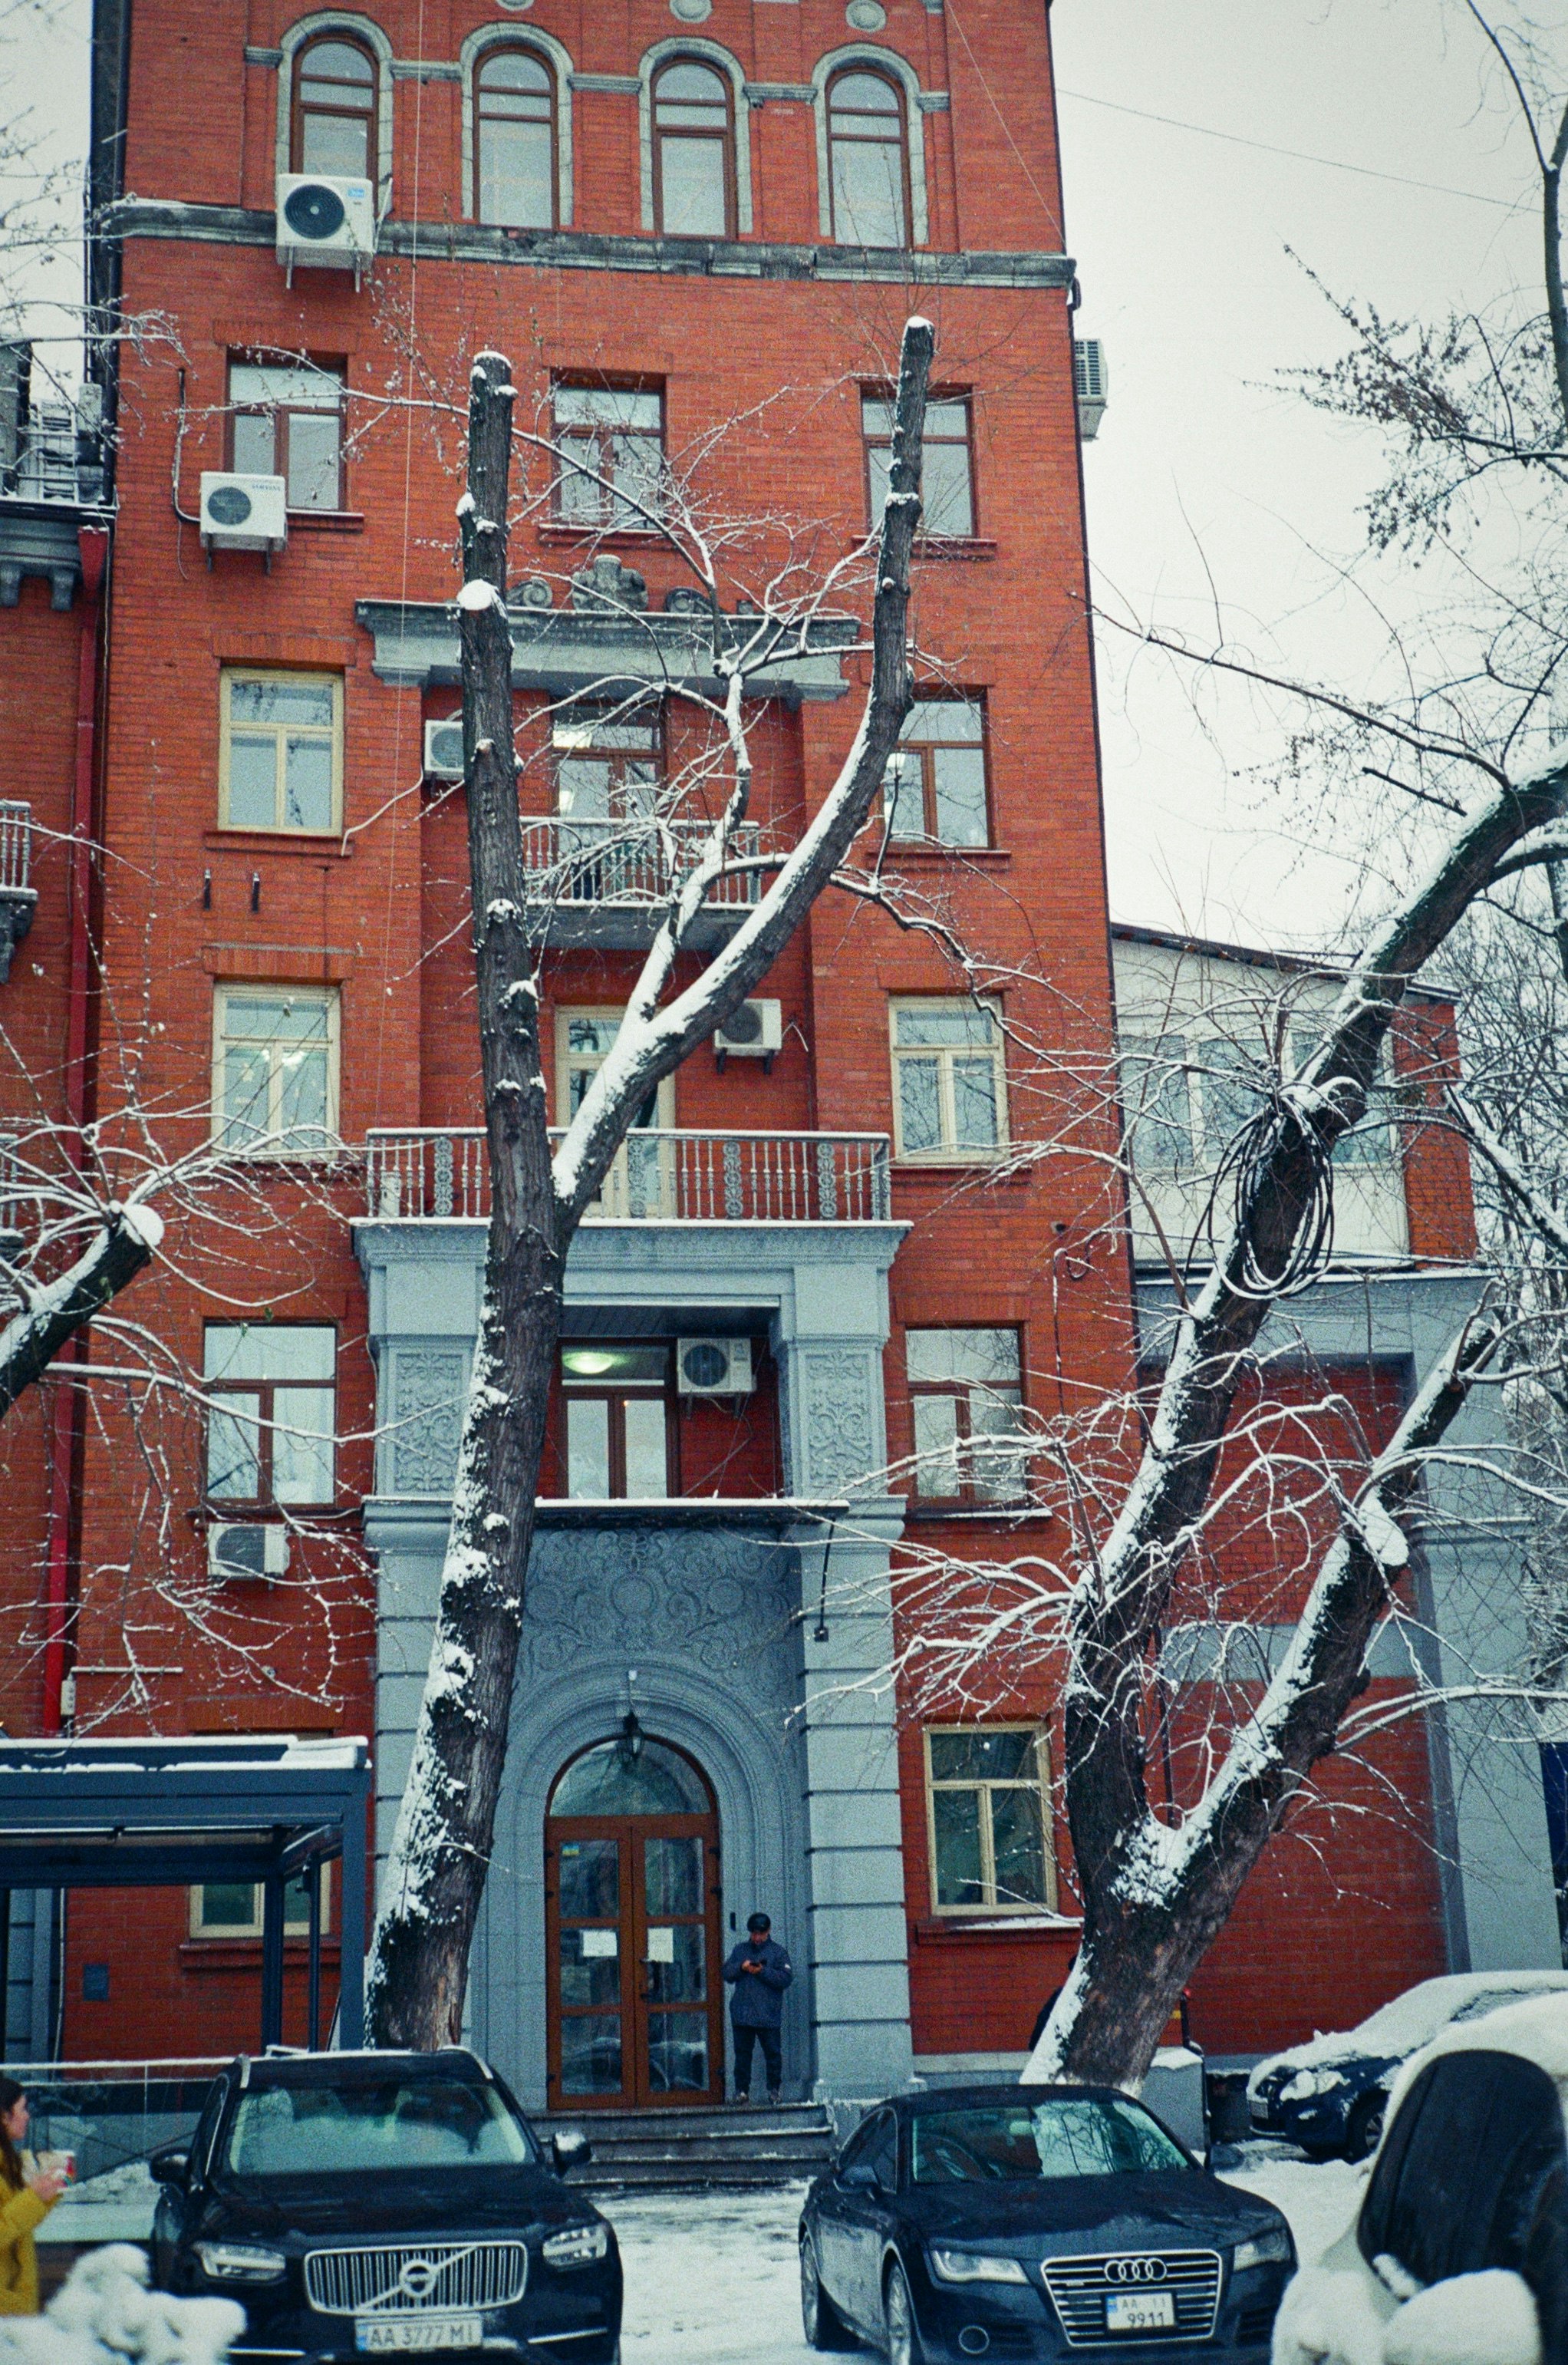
[
  {"xmin": 0, "ymin": 1202, "xmax": 160, "ymax": 1422},
  {"xmin": 369, "ymin": 354, "xmax": 562, "ymax": 2045}
]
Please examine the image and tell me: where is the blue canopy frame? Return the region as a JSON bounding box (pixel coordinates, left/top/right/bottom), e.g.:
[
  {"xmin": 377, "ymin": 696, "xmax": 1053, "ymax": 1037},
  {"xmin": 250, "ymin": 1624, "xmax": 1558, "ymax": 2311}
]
[{"xmin": 0, "ymin": 1737, "xmax": 371, "ymax": 2050}]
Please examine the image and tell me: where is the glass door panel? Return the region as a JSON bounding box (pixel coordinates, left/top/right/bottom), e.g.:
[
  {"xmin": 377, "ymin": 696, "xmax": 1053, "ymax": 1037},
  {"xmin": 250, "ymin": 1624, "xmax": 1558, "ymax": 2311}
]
[{"xmin": 553, "ymin": 1837, "xmax": 627, "ymax": 2103}]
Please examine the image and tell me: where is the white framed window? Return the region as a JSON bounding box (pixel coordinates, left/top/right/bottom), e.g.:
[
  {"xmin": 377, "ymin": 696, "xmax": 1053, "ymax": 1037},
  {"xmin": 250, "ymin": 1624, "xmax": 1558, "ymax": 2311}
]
[
  {"xmin": 890, "ymin": 998, "xmax": 1006, "ymax": 1159},
  {"xmin": 212, "ymin": 984, "xmax": 340, "ymax": 1156},
  {"xmin": 204, "ymin": 1322, "xmax": 337, "ymax": 1508},
  {"xmin": 189, "ymin": 1865, "xmax": 332, "ymax": 1939},
  {"xmin": 219, "ymin": 669, "xmax": 342, "ymax": 834},
  {"xmin": 555, "ymin": 1008, "xmax": 675, "ymax": 1217},
  {"xmin": 1117, "ymin": 1028, "xmax": 1398, "ymax": 1173},
  {"xmin": 907, "ymin": 1326, "xmax": 1026, "ymax": 1503},
  {"xmin": 924, "ymin": 1727, "xmax": 1054, "ymax": 1915}
]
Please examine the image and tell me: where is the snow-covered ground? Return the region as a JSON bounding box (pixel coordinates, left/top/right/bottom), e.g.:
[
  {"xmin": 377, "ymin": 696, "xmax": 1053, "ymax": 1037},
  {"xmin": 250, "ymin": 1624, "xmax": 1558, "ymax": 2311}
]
[{"xmin": 606, "ymin": 2148, "xmax": 1363, "ymax": 2365}]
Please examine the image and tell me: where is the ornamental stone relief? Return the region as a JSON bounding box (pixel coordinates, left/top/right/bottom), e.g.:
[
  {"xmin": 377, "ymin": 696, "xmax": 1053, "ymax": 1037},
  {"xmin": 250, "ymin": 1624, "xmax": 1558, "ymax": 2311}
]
[
  {"xmin": 518, "ymin": 1527, "xmax": 799, "ymax": 1710},
  {"xmin": 390, "ymin": 1350, "xmax": 467, "ymax": 1495},
  {"xmin": 801, "ymin": 1348, "xmax": 876, "ymax": 1490}
]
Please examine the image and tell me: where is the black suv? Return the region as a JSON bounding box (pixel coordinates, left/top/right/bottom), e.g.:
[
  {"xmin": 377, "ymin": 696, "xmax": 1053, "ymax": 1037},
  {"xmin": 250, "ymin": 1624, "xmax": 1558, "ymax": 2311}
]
[{"xmin": 150, "ymin": 2047, "xmax": 621, "ymax": 2363}]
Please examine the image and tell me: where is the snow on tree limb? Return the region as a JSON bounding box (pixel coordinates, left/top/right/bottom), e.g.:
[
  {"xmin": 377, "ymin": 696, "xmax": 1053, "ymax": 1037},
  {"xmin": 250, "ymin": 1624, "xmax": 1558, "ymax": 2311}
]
[{"xmin": 0, "ymin": 1199, "xmax": 161, "ymax": 1422}]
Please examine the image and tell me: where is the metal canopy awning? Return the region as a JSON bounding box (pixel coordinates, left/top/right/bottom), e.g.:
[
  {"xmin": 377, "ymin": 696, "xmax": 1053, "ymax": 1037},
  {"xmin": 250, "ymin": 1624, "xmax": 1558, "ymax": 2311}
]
[{"xmin": 0, "ymin": 1736, "xmax": 371, "ymax": 2050}]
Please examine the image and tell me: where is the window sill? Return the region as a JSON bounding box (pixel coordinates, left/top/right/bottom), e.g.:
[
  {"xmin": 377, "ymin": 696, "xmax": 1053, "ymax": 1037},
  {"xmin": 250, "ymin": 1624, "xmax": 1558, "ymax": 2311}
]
[
  {"xmin": 535, "ymin": 522, "xmax": 666, "ymax": 548},
  {"xmin": 893, "ymin": 1156, "xmax": 1027, "ymax": 1179},
  {"xmin": 912, "ymin": 536, "xmax": 998, "ymax": 561},
  {"xmin": 203, "ymin": 829, "xmax": 350, "ymax": 856},
  {"xmin": 180, "ymin": 1938, "xmax": 341, "ymax": 1970},
  {"xmin": 904, "ymin": 1501, "xmax": 1050, "ymax": 1522},
  {"xmin": 913, "ymin": 1914, "xmax": 1078, "ymax": 1944},
  {"xmin": 287, "ymin": 510, "xmax": 365, "ymax": 533},
  {"xmin": 875, "ymin": 844, "xmax": 1011, "ymax": 863}
]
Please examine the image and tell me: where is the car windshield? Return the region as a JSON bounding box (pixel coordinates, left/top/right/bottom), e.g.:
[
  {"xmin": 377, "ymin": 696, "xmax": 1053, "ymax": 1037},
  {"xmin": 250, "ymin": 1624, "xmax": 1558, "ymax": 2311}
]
[
  {"xmin": 911, "ymin": 2099, "xmax": 1188, "ymax": 2184},
  {"xmin": 222, "ymin": 2080, "xmax": 536, "ymax": 2177}
]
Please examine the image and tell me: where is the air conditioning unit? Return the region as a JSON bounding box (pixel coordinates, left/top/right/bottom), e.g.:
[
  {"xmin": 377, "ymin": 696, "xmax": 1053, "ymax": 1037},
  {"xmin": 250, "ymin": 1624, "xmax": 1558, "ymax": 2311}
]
[
  {"xmin": 677, "ymin": 1337, "xmax": 755, "ymax": 1397},
  {"xmin": 423, "ymin": 717, "xmax": 466, "ymax": 780},
  {"xmin": 199, "ymin": 472, "xmax": 288, "ymax": 555},
  {"xmin": 209, "ymin": 1523, "xmax": 290, "ymax": 1580},
  {"xmin": 1073, "ymin": 338, "xmax": 1108, "ymax": 440},
  {"xmin": 713, "ymin": 999, "xmax": 782, "ymax": 1068},
  {"xmin": 275, "ymin": 173, "xmax": 376, "ymax": 285}
]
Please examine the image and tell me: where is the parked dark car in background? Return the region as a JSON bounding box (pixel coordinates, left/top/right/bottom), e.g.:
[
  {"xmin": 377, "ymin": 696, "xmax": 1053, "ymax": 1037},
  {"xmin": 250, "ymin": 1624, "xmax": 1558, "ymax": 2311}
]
[
  {"xmin": 1247, "ymin": 1970, "xmax": 1568, "ymax": 2161},
  {"xmin": 150, "ymin": 2047, "xmax": 620, "ymax": 2361},
  {"xmin": 798, "ymin": 2083, "xmax": 1294, "ymax": 2363}
]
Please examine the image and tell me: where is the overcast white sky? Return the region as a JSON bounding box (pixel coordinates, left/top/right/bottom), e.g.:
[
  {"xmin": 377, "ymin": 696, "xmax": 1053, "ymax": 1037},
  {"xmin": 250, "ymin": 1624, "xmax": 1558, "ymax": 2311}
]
[{"xmin": 5, "ymin": 0, "xmax": 1556, "ymax": 953}]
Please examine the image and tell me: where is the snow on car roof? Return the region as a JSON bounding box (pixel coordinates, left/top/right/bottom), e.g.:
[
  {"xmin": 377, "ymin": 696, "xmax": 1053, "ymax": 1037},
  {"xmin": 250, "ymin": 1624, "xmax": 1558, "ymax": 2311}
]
[
  {"xmin": 1256, "ymin": 1971, "xmax": 1568, "ymax": 2076},
  {"xmin": 1383, "ymin": 1991, "xmax": 1568, "ymax": 2125}
]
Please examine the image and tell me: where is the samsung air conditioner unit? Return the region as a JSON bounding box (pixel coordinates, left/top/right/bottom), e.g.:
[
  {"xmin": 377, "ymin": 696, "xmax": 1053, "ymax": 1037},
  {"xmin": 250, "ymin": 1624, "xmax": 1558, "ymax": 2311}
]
[
  {"xmin": 423, "ymin": 718, "xmax": 466, "ymax": 781},
  {"xmin": 209, "ymin": 1522, "xmax": 290, "ymax": 1580},
  {"xmin": 199, "ymin": 471, "xmax": 288, "ymax": 555},
  {"xmin": 713, "ymin": 999, "xmax": 782, "ymax": 1067},
  {"xmin": 677, "ymin": 1337, "xmax": 755, "ymax": 1398},
  {"xmin": 1073, "ymin": 338, "xmax": 1108, "ymax": 440},
  {"xmin": 275, "ymin": 172, "xmax": 376, "ymax": 285}
]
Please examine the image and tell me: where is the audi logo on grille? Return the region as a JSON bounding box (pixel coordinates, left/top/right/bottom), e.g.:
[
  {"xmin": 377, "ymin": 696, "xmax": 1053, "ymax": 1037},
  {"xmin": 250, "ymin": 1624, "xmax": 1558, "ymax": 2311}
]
[{"xmin": 1105, "ymin": 2257, "xmax": 1168, "ymax": 2285}]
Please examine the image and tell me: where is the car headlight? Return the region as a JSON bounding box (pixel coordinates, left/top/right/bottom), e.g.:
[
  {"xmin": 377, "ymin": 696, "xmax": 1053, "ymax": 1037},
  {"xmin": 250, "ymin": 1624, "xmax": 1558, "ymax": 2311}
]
[
  {"xmin": 928, "ymin": 2248, "xmax": 1028, "ymax": 2285},
  {"xmin": 1233, "ymin": 2228, "xmax": 1294, "ymax": 2274},
  {"xmin": 542, "ymin": 2222, "xmax": 610, "ymax": 2268},
  {"xmin": 194, "ymin": 2241, "xmax": 288, "ymax": 2284}
]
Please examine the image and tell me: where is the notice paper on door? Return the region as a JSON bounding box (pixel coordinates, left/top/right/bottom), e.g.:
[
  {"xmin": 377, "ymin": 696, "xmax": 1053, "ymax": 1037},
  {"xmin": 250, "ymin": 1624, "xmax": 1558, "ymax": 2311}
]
[
  {"xmin": 645, "ymin": 1927, "xmax": 676, "ymax": 1963},
  {"xmin": 580, "ymin": 1929, "xmax": 618, "ymax": 1958}
]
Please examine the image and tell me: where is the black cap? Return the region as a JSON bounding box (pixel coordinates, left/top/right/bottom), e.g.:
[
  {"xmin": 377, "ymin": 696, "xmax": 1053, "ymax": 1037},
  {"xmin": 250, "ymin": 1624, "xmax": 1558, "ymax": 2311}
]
[{"xmin": 746, "ymin": 1912, "xmax": 771, "ymax": 1935}]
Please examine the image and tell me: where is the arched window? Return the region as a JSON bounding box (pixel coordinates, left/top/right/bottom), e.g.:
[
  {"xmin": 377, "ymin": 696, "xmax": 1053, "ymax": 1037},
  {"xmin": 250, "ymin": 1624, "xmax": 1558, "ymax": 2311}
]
[
  {"xmin": 825, "ymin": 67, "xmax": 909, "ymax": 249},
  {"xmin": 652, "ymin": 58, "xmax": 734, "ymax": 239},
  {"xmin": 476, "ymin": 46, "xmax": 556, "ymax": 229},
  {"xmin": 548, "ymin": 1735, "xmax": 713, "ymax": 1819},
  {"xmin": 292, "ymin": 34, "xmax": 377, "ymax": 180}
]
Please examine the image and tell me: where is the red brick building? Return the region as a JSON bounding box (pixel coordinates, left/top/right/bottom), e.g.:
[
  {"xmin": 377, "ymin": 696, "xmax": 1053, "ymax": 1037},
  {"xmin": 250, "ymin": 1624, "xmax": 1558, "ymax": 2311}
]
[{"xmin": 0, "ymin": 0, "xmax": 1555, "ymax": 2090}]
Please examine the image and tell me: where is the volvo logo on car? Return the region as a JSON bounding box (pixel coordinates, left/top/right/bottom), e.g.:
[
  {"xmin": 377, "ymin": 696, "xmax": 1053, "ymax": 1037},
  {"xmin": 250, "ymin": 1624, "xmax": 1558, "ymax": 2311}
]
[
  {"xmin": 1104, "ymin": 2257, "xmax": 1169, "ymax": 2285},
  {"xmin": 397, "ymin": 2260, "xmax": 442, "ymax": 2301}
]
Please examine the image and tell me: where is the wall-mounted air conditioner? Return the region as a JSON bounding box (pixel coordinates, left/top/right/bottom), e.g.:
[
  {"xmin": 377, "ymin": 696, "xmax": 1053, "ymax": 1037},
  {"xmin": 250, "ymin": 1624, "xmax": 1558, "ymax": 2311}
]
[
  {"xmin": 713, "ymin": 999, "xmax": 782, "ymax": 1071},
  {"xmin": 199, "ymin": 472, "xmax": 288, "ymax": 556},
  {"xmin": 275, "ymin": 173, "xmax": 376, "ymax": 286},
  {"xmin": 677, "ymin": 1337, "xmax": 756, "ymax": 1398},
  {"xmin": 1074, "ymin": 338, "xmax": 1108, "ymax": 440},
  {"xmin": 209, "ymin": 1523, "xmax": 290, "ymax": 1580},
  {"xmin": 423, "ymin": 718, "xmax": 466, "ymax": 781}
]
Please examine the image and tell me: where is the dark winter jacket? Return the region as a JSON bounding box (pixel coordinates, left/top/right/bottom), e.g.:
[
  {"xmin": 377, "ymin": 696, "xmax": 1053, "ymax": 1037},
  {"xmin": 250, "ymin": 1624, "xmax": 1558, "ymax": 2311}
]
[{"xmin": 723, "ymin": 1937, "xmax": 793, "ymax": 2027}]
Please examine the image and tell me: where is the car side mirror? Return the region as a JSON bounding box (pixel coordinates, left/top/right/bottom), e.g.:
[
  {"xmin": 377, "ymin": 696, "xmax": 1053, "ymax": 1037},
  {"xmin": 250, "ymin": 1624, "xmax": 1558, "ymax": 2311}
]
[
  {"xmin": 838, "ymin": 2161, "xmax": 878, "ymax": 2190},
  {"xmin": 150, "ymin": 2146, "xmax": 190, "ymax": 2187},
  {"xmin": 552, "ymin": 2130, "xmax": 592, "ymax": 2175},
  {"xmin": 1389, "ymin": 2271, "xmax": 1540, "ymax": 2365}
]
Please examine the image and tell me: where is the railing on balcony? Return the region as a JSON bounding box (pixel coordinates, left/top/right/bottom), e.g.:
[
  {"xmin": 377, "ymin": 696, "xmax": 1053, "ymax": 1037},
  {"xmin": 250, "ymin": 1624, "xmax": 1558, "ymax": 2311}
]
[
  {"xmin": 0, "ymin": 801, "xmax": 32, "ymax": 895},
  {"xmin": 519, "ymin": 818, "xmax": 763, "ymax": 909},
  {"xmin": 365, "ymin": 1127, "xmax": 892, "ymax": 1223}
]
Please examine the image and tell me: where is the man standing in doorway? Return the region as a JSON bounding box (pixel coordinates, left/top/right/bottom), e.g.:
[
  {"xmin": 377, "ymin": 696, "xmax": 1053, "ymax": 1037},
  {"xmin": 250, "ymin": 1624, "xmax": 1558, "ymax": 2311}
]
[{"xmin": 723, "ymin": 1911, "xmax": 792, "ymax": 2104}]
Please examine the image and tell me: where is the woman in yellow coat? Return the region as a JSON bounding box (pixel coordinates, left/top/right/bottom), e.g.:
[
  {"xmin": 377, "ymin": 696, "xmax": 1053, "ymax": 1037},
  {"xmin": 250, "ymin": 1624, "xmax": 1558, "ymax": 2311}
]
[{"xmin": 0, "ymin": 2076, "xmax": 67, "ymax": 2314}]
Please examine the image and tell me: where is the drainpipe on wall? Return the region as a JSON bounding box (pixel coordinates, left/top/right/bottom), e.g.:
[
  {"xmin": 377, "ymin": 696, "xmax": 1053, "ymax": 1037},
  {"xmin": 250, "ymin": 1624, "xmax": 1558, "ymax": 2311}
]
[{"xmin": 41, "ymin": 522, "xmax": 109, "ymax": 1738}]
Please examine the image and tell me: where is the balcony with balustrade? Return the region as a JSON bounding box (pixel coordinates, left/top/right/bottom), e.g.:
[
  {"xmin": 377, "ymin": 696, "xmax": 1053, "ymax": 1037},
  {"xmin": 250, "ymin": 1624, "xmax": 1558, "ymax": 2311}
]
[
  {"xmin": 517, "ymin": 818, "xmax": 766, "ymax": 948},
  {"xmin": 0, "ymin": 802, "xmax": 35, "ymax": 981}
]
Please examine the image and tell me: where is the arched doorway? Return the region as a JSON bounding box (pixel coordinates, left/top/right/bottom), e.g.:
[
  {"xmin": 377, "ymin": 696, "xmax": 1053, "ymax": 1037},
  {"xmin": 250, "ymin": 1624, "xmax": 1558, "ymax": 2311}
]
[{"xmin": 545, "ymin": 1730, "xmax": 723, "ymax": 2111}]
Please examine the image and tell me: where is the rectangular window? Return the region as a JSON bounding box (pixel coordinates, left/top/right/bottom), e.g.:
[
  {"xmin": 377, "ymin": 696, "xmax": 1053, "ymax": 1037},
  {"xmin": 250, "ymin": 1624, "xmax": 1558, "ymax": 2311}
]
[
  {"xmin": 229, "ymin": 360, "xmax": 345, "ymax": 512},
  {"xmin": 891, "ymin": 998, "xmax": 1006, "ymax": 1159},
  {"xmin": 924, "ymin": 1727, "xmax": 1053, "ymax": 1915},
  {"xmin": 1118, "ymin": 1033, "xmax": 1195, "ymax": 1172},
  {"xmin": 212, "ymin": 984, "xmax": 340, "ymax": 1155},
  {"xmin": 907, "ymin": 1326, "xmax": 1025, "ymax": 1502},
  {"xmin": 204, "ymin": 1323, "xmax": 337, "ymax": 1508},
  {"xmin": 190, "ymin": 1867, "xmax": 331, "ymax": 1938},
  {"xmin": 559, "ymin": 1344, "xmax": 672, "ymax": 1499},
  {"xmin": 864, "ymin": 394, "xmax": 974, "ymax": 537},
  {"xmin": 552, "ymin": 383, "xmax": 665, "ymax": 529},
  {"xmin": 554, "ymin": 707, "xmax": 664, "ymax": 827},
  {"xmin": 219, "ymin": 668, "xmax": 342, "ymax": 834},
  {"xmin": 884, "ymin": 698, "xmax": 990, "ymax": 846}
]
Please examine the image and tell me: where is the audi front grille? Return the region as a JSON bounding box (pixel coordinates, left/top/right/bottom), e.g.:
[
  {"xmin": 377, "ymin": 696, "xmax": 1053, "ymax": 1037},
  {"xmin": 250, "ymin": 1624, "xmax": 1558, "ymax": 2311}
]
[
  {"xmin": 304, "ymin": 2241, "xmax": 529, "ymax": 2316},
  {"xmin": 1039, "ymin": 2249, "xmax": 1223, "ymax": 2346}
]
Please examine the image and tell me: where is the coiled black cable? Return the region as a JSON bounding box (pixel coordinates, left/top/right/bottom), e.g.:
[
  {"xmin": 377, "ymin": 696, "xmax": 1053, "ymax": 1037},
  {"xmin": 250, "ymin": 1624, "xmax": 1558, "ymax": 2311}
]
[{"xmin": 1189, "ymin": 1085, "xmax": 1338, "ymax": 1300}]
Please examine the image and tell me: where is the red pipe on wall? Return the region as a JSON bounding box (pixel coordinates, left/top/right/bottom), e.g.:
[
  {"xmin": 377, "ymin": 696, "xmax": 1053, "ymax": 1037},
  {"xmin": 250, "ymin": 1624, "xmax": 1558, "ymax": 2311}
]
[{"xmin": 41, "ymin": 522, "xmax": 110, "ymax": 1735}]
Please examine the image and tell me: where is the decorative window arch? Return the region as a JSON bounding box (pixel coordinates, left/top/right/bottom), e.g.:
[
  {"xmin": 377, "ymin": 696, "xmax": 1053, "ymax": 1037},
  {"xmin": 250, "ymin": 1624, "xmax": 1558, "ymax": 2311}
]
[
  {"xmin": 811, "ymin": 43, "xmax": 928, "ymax": 249},
  {"xmin": 637, "ymin": 37, "xmax": 752, "ymax": 238},
  {"xmin": 460, "ymin": 23, "xmax": 574, "ymax": 229},
  {"xmin": 276, "ymin": 14, "xmax": 394, "ymax": 215}
]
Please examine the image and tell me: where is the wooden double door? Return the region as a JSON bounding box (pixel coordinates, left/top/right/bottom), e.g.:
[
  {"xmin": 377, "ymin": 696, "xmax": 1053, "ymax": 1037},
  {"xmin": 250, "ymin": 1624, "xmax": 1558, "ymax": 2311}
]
[{"xmin": 545, "ymin": 1806, "xmax": 724, "ymax": 2109}]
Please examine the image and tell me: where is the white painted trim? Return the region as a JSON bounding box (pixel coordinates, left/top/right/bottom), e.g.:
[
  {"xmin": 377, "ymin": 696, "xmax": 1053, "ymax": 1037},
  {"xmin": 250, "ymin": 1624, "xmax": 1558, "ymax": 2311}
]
[
  {"xmin": 459, "ymin": 22, "xmax": 575, "ymax": 228},
  {"xmin": 275, "ymin": 12, "xmax": 396, "ymax": 218},
  {"xmin": 636, "ymin": 35, "xmax": 753, "ymax": 238},
  {"xmin": 810, "ymin": 41, "xmax": 928, "ymax": 249}
]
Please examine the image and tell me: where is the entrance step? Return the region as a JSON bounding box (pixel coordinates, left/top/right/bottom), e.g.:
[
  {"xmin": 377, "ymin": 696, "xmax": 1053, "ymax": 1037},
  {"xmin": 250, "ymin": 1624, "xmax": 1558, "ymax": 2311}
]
[{"xmin": 539, "ymin": 2099, "xmax": 835, "ymax": 2192}]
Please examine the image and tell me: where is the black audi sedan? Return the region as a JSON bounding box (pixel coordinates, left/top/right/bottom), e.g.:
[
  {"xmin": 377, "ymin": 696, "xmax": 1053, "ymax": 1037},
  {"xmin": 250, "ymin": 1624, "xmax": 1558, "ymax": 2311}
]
[
  {"xmin": 799, "ymin": 2083, "xmax": 1294, "ymax": 2364},
  {"xmin": 150, "ymin": 2047, "xmax": 621, "ymax": 2362}
]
